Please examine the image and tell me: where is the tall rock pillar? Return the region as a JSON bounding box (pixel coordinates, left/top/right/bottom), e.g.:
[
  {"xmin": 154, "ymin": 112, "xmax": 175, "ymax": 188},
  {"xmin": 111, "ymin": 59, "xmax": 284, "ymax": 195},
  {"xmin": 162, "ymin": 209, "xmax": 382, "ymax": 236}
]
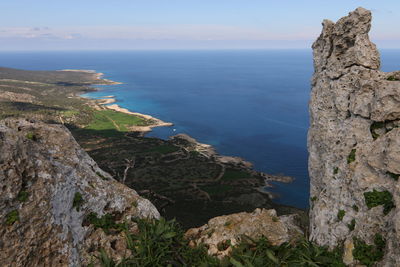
[{"xmin": 309, "ymin": 7, "xmax": 400, "ymax": 266}]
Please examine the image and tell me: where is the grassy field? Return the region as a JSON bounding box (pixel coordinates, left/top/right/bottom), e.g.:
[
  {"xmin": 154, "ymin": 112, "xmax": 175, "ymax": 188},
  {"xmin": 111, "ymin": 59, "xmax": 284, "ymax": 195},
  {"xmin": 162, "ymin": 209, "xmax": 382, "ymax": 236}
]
[{"xmin": 85, "ymin": 109, "xmax": 149, "ymax": 132}]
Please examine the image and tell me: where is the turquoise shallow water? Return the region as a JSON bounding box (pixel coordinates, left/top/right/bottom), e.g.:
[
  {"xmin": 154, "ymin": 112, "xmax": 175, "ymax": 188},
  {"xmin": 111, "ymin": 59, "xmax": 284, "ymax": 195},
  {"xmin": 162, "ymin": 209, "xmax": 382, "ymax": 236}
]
[{"xmin": 1, "ymin": 49, "xmax": 399, "ymax": 209}]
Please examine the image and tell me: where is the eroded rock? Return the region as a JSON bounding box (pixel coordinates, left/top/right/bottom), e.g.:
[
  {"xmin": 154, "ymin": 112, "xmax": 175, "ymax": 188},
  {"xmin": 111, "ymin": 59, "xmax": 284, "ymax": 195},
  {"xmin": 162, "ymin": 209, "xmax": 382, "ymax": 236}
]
[
  {"xmin": 0, "ymin": 118, "xmax": 159, "ymax": 266},
  {"xmin": 185, "ymin": 208, "xmax": 303, "ymax": 258},
  {"xmin": 309, "ymin": 7, "xmax": 400, "ymax": 266}
]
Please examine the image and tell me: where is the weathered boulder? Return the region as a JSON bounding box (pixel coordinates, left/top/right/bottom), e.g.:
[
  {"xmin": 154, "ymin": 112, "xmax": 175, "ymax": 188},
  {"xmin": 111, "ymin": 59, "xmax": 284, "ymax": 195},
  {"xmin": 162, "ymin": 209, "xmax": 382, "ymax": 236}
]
[
  {"xmin": 309, "ymin": 7, "xmax": 400, "ymax": 266},
  {"xmin": 185, "ymin": 208, "xmax": 303, "ymax": 258},
  {"xmin": 0, "ymin": 118, "xmax": 159, "ymax": 266}
]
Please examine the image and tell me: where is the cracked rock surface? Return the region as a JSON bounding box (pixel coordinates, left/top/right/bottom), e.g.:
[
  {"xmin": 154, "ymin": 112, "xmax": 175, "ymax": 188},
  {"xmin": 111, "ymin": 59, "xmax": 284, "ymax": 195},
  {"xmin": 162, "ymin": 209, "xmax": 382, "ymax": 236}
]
[
  {"xmin": 309, "ymin": 7, "xmax": 400, "ymax": 266},
  {"xmin": 185, "ymin": 208, "xmax": 303, "ymax": 258},
  {"xmin": 0, "ymin": 118, "xmax": 159, "ymax": 266}
]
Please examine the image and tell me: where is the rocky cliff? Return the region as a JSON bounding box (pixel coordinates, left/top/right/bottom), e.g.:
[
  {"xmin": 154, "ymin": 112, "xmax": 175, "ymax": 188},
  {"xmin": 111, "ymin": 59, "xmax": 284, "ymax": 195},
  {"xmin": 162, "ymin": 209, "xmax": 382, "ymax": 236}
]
[
  {"xmin": 0, "ymin": 119, "xmax": 159, "ymax": 266},
  {"xmin": 309, "ymin": 7, "xmax": 400, "ymax": 266}
]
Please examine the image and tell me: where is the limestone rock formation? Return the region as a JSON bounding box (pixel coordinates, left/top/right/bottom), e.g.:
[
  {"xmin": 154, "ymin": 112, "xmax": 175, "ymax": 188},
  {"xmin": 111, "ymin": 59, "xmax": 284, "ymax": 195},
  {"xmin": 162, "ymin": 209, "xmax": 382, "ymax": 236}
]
[
  {"xmin": 309, "ymin": 7, "xmax": 400, "ymax": 266},
  {"xmin": 185, "ymin": 208, "xmax": 303, "ymax": 258},
  {"xmin": 0, "ymin": 119, "xmax": 159, "ymax": 266}
]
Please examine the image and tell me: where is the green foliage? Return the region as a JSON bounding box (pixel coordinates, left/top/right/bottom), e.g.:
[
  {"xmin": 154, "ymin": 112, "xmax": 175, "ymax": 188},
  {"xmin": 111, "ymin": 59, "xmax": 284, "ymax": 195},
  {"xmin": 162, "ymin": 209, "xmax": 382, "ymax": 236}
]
[
  {"xmin": 353, "ymin": 234, "xmax": 385, "ymax": 266},
  {"xmin": 221, "ymin": 169, "xmax": 252, "ymax": 181},
  {"xmin": 364, "ymin": 189, "xmax": 395, "ymax": 215},
  {"xmin": 96, "ymin": 218, "xmax": 346, "ymax": 267},
  {"xmin": 72, "ymin": 192, "xmax": 84, "ymax": 211},
  {"xmin": 86, "ymin": 109, "xmax": 149, "ymax": 134},
  {"xmin": 227, "ymin": 236, "xmax": 345, "ymax": 267},
  {"xmin": 97, "ymin": 218, "xmax": 219, "ymax": 266},
  {"xmin": 347, "ymin": 149, "xmax": 356, "ymax": 164},
  {"xmin": 347, "ymin": 219, "xmax": 356, "ymax": 231},
  {"xmin": 311, "ymin": 196, "xmax": 317, "ymax": 202},
  {"xmin": 386, "ymin": 171, "xmax": 399, "ymax": 181},
  {"xmin": 387, "ymin": 75, "xmax": 399, "ymax": 81},
  {"xmin": 370, "ymin": 121, "xmax": 386, "ymax": 140},
  {"xmin": 5, "ymin": 210, "xmax": 19, "ymax": 225},
  {"xmin": 96, "ymin": 172, "xmax": 108, "ymax": 180},
  {"xmin": 17, "ymin": 191, "xmax": 29, "ymax": 202},
  {"xmin": 26, "ymin": 132, "xmax": 37, "ymax": 141},
  {"xmin": 337, "ymin": 210, "xmax": 345, "ymax": 221},
  {"xmin": 86, "ymin": 212, "xmax": 128, "ymax": 234},
  {"xmin": 352, "ymin": 205, "xmax": 359, "ymax": 212},
  {"xmin": 147, "ymin": 145, "xmax": 179, "ymax": 154},
  {"xmin": 333, "ymin": 167, "xmax": 339, "ymax": 175}
]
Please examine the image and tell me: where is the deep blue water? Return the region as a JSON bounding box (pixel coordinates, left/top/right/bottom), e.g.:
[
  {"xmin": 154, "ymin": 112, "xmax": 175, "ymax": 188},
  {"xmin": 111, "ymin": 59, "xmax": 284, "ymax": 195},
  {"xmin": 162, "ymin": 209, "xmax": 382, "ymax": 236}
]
[{"xmin": 1, "ymin": 49, "xmax": 399, "ymax": 209}]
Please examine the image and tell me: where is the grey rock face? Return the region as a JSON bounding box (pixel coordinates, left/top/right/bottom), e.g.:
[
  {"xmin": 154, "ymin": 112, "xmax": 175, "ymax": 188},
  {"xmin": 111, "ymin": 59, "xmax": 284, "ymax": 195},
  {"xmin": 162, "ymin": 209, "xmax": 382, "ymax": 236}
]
[
  {"xmin": 309, "ymin": 7, "xmax": 400, "ymax": 266},
  {"xmin": 0, "ymin": 119, "xmax": 159, "ymax": 266}
]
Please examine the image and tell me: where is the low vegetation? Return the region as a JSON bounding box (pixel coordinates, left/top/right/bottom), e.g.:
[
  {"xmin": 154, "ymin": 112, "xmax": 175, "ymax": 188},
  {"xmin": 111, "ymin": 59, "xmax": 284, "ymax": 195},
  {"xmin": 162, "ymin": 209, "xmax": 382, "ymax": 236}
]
[
  {"xmin": 387, "ymin": 75, "xmax": 399, "ymax": 81},
  {"xmin": 353, "ymin": 234, "xmax": 385, "ymax": 266},
  {"xmin": 95, "ymin": 218, "xmax": 346, "ymax": 267},
  {"xmin": 5, "ymin": 210, "xmax": 19, "ymax": 225},
  {"xmin": 17, "ymin": 191, "xmax": 29, "ymax": 202},
  {"xmin": 364, "ymin": 189, "xmax": 395, "ymax": 215},
  {"xmin": 347, "ymin": 149, "xmax": 356, "ymax": 164},
  {"xmin": 85, "ymin": 212, "xmax": 128, "ymax": 234},
  {"xmin": 347, "ymin": 219, "xmax": 356, "ymax": 231},
  {"xmin": 72, "ymin": 192, "xmax": 84, "ymax": 211},
  {"xmin": 337, "ymin": 210, "xmax": 345, "ymax": 221},
  {"xmin": 85, "ymin": 109, "xmax": 150, "ymax": 135}
]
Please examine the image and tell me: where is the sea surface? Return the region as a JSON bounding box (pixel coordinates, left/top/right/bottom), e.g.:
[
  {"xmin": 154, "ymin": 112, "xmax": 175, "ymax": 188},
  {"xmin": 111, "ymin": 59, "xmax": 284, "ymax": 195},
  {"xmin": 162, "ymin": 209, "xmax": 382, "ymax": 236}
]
[{"xmin": 1, "ymin": 49, "xmax": 399, "ymax": 209}]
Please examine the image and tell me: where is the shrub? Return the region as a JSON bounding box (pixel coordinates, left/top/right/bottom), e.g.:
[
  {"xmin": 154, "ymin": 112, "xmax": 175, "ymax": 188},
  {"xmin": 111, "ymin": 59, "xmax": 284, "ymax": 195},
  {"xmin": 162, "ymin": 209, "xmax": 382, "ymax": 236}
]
[
  {"xmin": 353, "ymin": 234, "xmax": 385, "ymax": 266},
  {"xmin": 364, "ymin": 189, "xmax": 395, "ymax": 215}
]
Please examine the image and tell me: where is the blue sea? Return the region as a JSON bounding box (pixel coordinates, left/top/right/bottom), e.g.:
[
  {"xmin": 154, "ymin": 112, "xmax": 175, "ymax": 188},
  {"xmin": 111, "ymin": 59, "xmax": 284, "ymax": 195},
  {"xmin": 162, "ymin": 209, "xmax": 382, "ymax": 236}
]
[{"xmin": 1, "ymin": 49, "xmax": 399, "ymax": 209}]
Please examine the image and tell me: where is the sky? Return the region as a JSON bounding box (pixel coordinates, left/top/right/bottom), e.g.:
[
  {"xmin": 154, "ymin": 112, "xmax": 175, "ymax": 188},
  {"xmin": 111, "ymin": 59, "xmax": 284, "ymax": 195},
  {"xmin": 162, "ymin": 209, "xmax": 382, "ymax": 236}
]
[{"xmin": 0, "ymin": 0, "xmax": 399, "ymax": 50}]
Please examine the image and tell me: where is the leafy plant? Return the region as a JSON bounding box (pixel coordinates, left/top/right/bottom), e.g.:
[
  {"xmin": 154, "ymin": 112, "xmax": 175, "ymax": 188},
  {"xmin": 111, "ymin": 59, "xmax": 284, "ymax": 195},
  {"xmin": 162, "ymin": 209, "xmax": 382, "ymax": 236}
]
[
  {"xmin": 333, "ymin": 167, "xmax": 339, "ymax": 175},
  {"xmin": 337, "ymin": 210, "xmax": 345, "ymax": 221},
  {"xmin": 364, "ymin": 189, "xmax": 395, "ymax": 215},
  {"xmin": 352, "ymin": 205, "xmax": 359, "ymax": 212},
  {"xmin": 86, "ymin": 212, "xmax": 128, "ymax": 234},
  {"xmin": 72, "ymin": 192, "xmax": 84, "ymax": 211},
  {"xmin": 17, "ymin": 191, "xmax": 29, "ymax": 202},
  {"xmin": 347, "ymin": 149, "xmax": 356, "ymax": 164},
  {"xmin": 347, "ymin": 219, "xmax": 356, "ymax": 231},
  {"xmin": 26, "ymin": 132, "xmax": 37, "ymax": 141},
  {"xmin": 387, "ymin": 75, "xmax": 399, "ymax": 81},
  {"xmin": 353, "ymin": 234, "xmax": 385, "ymax": 266},
  {"xmin": 5, "ymin": 210, "xmax": 19, "ymax": 225},
  {"xmin": 97, "ymin": 218, "xmax": 218, "ymax": 266},
  {"xmin": 227, "ymin": 236, "xmax": 345, "ymax": 267}
]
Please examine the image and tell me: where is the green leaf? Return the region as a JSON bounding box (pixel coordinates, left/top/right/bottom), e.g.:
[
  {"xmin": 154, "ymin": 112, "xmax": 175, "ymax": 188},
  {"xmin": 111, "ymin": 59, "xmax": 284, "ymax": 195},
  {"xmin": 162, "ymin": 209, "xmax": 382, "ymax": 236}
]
[
  {"xmin": 266, "ymin": 249, "xmax": 279, "ymax": 264},
  {"xmin": 230, "ymin": 257, "xmax": 245, "ymax": 267}
]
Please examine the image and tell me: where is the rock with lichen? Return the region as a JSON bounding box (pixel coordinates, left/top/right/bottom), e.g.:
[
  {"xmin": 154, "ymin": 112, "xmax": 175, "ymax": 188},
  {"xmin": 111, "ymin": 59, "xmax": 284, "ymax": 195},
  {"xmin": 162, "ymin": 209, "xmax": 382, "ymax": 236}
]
[
  {"xmin": 0, "ymin": 118, "xmax": 159, "ymax": 266},
  {"xmin": 309, "ymin": 7, "xmax": 400, "ymax": 266},
  {"xmin": 185, "ymin": 208, "xmax": 303, "ymax": 258}
]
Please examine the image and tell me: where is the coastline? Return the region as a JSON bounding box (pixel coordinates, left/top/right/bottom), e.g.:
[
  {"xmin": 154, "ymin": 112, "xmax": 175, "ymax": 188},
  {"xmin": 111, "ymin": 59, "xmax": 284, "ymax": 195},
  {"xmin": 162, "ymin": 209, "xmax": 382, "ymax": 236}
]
[
  {"xmin": 83, "ymin": 70, "xmax": 293, "ymax": 192},
  {"xmin": 78, "ymin": 74, "xmax": 173, "ymax": 134}
]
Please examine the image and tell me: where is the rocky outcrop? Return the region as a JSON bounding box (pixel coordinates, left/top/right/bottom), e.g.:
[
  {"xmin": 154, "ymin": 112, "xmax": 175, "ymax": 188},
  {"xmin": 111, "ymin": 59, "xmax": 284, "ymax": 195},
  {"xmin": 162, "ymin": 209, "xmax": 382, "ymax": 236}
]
[
  {"xmin": 0, "ymin": 119, "xmax": 159, "ymax": 266},
  {"xmin": 309, "ymin": 7, "xmax": 400, "ymax": 266},
  {"xmin": 185, "ymin": 208, "xmax": 303, "ymax": 258}
]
